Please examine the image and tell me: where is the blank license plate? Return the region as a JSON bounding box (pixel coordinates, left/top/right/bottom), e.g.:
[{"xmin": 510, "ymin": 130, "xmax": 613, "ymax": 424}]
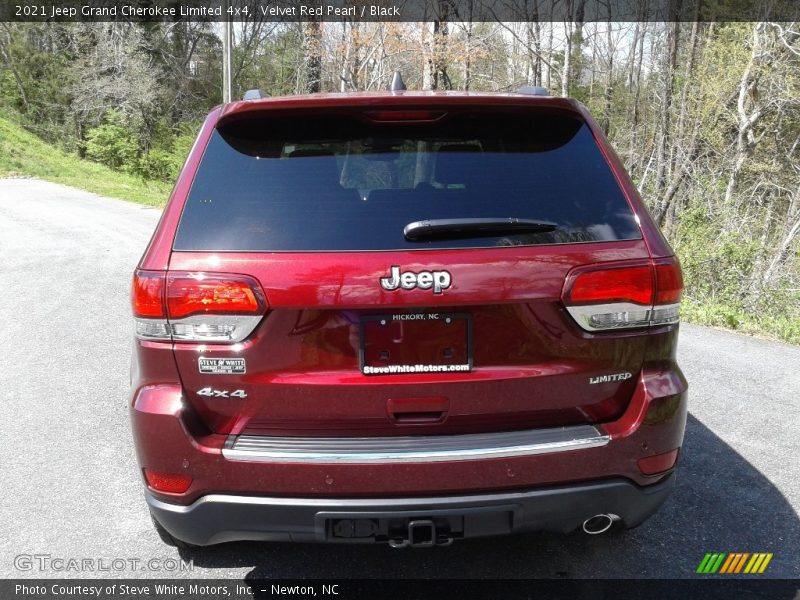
[{"xmin": 359, "ymin": 313, "xmax": 472, "ymax": 376}]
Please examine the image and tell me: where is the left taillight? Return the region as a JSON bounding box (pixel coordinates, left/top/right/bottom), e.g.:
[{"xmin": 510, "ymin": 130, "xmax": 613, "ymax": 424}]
[
  {"xmin": 132, "ymin": 270, "xmax": 266, "ymax": 343},
  {"xmin": 561, "ymin": 257, "xmax": 682, "ymax": 332},
  {"xmin": 132, "ymin": 270, "xmax": 171, "ymax": 340}
]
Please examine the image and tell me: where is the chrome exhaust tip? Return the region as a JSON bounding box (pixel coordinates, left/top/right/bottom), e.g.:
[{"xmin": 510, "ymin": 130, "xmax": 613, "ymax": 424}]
[{"xmin": 582, "ymin": 514, "xmax": 619, "ymax": 535}]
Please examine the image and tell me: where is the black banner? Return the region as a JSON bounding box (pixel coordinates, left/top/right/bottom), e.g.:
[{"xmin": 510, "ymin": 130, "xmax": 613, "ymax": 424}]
[
  {"xmin": 3, "ymin": 579, "xmax": 800, "ymax": 600},
  {"xmin": 2, "ymin": 0, "xmax": 799, "ymax": 23}
]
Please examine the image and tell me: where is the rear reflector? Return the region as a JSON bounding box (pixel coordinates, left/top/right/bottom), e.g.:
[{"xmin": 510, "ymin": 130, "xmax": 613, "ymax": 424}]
[
  {"xmin": 143, "ymin": 469, "xmax": 192, "ymax": 494},
  {"xmin": 638, "ymin": 449, "xmax": 679, "ymax": 476},
  {"xmin": 562, "ymin": 258, "xmax": 682, "ymax": 332},
  {"xmin": 132, "ymin": 270, "xmax": 266, "ymax": 343}
]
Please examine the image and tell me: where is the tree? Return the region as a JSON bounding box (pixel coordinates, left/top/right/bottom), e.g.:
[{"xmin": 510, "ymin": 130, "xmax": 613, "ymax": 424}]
[{"xmin": 423, "ymin": 1, "xmax": 453, "ymax": 90}]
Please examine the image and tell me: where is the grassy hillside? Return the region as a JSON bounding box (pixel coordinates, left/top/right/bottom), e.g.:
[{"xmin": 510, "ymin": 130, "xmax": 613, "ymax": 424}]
[{"xmin": 0, "ymin": 111, "xmax": 171, "ymax": 206}]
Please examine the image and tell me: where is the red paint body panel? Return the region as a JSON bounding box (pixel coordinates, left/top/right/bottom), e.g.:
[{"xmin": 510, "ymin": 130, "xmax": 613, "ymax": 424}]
[{"xmin": 166, "ymin": 243, "xmax": 653, "ymax": 436}]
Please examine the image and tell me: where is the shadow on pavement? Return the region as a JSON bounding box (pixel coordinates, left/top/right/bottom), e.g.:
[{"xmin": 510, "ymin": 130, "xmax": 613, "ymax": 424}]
[{"xmin": 176, "ymin": 414, "xmax": 800, "ymax": 579}]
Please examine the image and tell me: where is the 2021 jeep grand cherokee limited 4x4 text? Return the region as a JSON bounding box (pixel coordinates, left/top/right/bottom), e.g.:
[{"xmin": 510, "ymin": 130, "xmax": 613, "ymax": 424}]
[{"xmin": 130, "ymin": 85, "xmax": 687, "ymax": 547}]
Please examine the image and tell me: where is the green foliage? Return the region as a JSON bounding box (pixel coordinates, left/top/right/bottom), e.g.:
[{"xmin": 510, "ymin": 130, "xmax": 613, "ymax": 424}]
[
  {"xmin": 136, "ymin": 123, "xmax": 198, "ymax": 180},
  {"xmin": 0, "ymin": 108, "xmax": 169, "ymax": 206},
  {"xmin": 0, "ymin": 70, "xmax": 16, "ymax": 105},
  {"xmin": 0, "ymin": 24, "xmax": 76, "ymax": 144},
  {"xmin": 81, "ymin": 110, "xmax": 200, "ymax": 181},
  {"xmin": 674, "ymin": 207, "xmax": 759, "ymax": 304},
  {"xmin": 84, "ymin": 111, "xmax": 141, "ymax": 171},
  {"xmin": 234, "ymin": 24, "xmax": 305, "ymax": 97},
  {"xmin": 682, "ymin": 298, "xmax": 800, "ymax": 345},
  {"xmin": 673, "ymin": 204, "xmax": 800, "ymax": 344},
  {"xmin": 136, "ymin": 148, "xmax": 178, "ymax": 180},
  {"xmin": 660, "ymin": 22, "xmax": 800, "ymax": 345}
]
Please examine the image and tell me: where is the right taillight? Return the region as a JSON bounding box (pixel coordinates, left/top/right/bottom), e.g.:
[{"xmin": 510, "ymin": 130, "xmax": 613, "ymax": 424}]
[
  {"xmin": 561, "ymin": 258, "xmax": 682, "ymax": 332},
  {"xmin": 654, "ymin": 259, "xmax": 684, "ymax": 304},
  {"xmin": 132, "ymin": 270, "xmax": 266, "ymax": 343}
]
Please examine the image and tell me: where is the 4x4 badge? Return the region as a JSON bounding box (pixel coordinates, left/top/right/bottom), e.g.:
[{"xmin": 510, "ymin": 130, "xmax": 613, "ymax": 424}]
[{"xmin": 380, "ymin": 266, "xmax": 452, "ymax": 294}]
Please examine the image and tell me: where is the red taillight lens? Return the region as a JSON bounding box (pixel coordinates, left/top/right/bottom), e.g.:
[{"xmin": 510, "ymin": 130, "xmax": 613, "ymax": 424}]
[
  {"xmin": 166, "ymin": 274, "xmax": 265, "ymax": 319},
  {"xmin": 562, "ymin": 259, "xmax": 683, "ymax": 331},
  {"xmin": 564, "ymin": 265, "xmax": 653, "ymax": 306},
  {"xmin": 132, "ymin": 270, "xmax": 166, "ymax": 318},
  {"xmin": 655, "ymin": 259, "xmax": 683, "ymax": 304},
  {"xmin": 133, "ymin": 271, "xmax": 267, "ymax": 343},
  {"xmin": 143, "ymin": 469, "xmax": 192, "ymax": 494},
  {"xmin": 638, "ymin": 449, "xmax": 679, "ymax": 476}
]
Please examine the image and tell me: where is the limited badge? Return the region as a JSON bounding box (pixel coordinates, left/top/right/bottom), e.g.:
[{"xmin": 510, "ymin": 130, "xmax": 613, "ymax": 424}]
[
  {"xmin": 199, "ymin": 357, "xmax": 246, "ymax": 374},
  {"xmin": 588, "ymin": 371, "xmax": 632, "ymax": 384}
]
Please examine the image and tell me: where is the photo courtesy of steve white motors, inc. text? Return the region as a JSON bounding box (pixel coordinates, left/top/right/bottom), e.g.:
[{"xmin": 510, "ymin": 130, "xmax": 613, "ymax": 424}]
[{"xmin": 14, "ymin": 582, "xmax": 341, "ymax": 597}]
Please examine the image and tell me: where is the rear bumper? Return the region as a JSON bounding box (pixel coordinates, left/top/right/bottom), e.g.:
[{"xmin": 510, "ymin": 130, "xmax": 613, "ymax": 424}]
[
  {"xmin": 130, "ymin": 367, "xmax": 687, "ymax": 502},
  {"xmin": 133, "ymin": 367, "xmax": 686, "ymax": 545},
  {"xmin": 148, "ymin": 474, "xmax": 675, "ymax": 546}
]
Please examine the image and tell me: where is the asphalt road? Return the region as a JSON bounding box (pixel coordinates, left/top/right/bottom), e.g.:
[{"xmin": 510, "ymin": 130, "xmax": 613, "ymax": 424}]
[{"xmin": 1, "ymin": 178, "xmax": 798, "ymax": 580}]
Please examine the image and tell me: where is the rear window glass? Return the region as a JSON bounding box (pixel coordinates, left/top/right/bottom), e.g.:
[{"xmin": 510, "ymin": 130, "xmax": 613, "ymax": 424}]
[{"xmin": 173, "ymin": 110, "xmax": 641, "ymax": 252}]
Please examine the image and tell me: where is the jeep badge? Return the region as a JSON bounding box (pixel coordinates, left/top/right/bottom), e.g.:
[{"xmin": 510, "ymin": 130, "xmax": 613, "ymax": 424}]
[{"xmin": 380, "ymin": 266, "xmax": 452, "ymax": 294}]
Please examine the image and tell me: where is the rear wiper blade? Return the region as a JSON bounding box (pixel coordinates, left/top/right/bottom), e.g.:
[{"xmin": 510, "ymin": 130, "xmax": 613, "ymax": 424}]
[{"xmin": 403, "ymin": 217, "xmax": 557, "ymax": 241}]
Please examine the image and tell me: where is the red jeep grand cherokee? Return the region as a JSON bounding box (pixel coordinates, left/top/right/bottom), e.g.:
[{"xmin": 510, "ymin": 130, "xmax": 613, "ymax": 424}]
[{"xmin": 130, "ymin": 83, "xmax": 687, "ymax": 548}]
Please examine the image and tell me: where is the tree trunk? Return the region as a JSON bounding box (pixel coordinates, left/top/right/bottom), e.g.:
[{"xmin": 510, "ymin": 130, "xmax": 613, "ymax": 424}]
[
  {"xmin": 422, "ymin": 21, "xmax": 434, "ymax": 90},
  {"xmin": 525, "ymin": 3, "xmax": 541, "ymax": 87},
  {"xmin": 656, "ymin": 125, "xmax": 700, "ymax": 232},
  {"xmin": 601, "ymin": 9, "xmax": 614, "ymax": 135},
  {"xmin": 654, "ymin": 9, "xmax": 681, "ymax": 196},
  {"xmin": 759, "ymin": 181, "xmax": 800, "ymax": 289},
  {"xmin": 627, "ymin": 16, "xmax": 647, "ymax": 178},
  {"xmin": 561, "ymin": 21, "xmax": 571, "ymax": 97},
  {"xmin": 545, "ymin": 11, "xmax": 553, "ymax": 90},
  {"xmin": 561, "ymin": 0, "xmax": 585, "ymax": 97},
  {"xmin": 724, "ymin": 22, "xmax": 766, "ymax": 206},
  {"xmin": 303, "ymin": 19, "xmax": 322, "ymax": 93},
  {"xmin": 588, "ymin": 24, "xmax": 596, "ymax": 106},
  {"xmin": 0, "ymin": 28, "xmax": 30, "ymax": 111},
  {"xmin": 674, "ymin": 18, "xmax": 700, "ymax": 165},
  {"xmin": 339, "ymin": 22, "xmax": 350, "ymax": 92},
  {"xmin": 423, "ymin": 1, "xmax": 452, "ymax": 91},
  {"xmin": 462, "ymin": 1, "xmax": 474, "ymax": 90}
]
